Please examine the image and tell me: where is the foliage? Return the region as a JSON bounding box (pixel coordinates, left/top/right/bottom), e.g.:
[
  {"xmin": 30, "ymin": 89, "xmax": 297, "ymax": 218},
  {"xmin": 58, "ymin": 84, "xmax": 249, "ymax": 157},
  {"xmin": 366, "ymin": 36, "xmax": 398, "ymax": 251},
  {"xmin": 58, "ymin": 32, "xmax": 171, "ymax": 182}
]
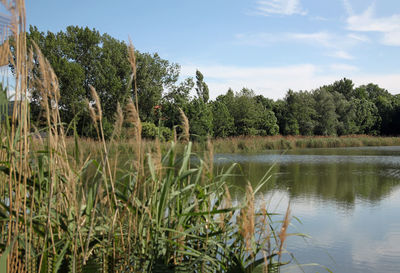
[
  {"xmin": 187, "ymin": 97, "xmax": 213, "ymax": 140},
  {"xmin": 161, "ymin": 77, "xmax": 194, "ymax": 130},
  {"xmin": 211, "ymin": 101, "xmax": 235, "ymax": 138},
  {"xmin": 19, "ymin": 25, "xmax": 180, "ymax": 137},
  {"xmin": 195, "ymin": 70, "xmax": 209, "ymax": 103},
  {"xmin": 141, "ymin": 122, "xmax": 172, "ymax": 141},
  {"xmin": 142, "ymin": 121, "xmax": 158, "ymax": 138},
  {"xmin": 135, "ymin": 51, "xmax": 180, "ymax": 122},
  {"xmin": 18, "ymin": 25, "xmax": 400, "ymax": 139}
]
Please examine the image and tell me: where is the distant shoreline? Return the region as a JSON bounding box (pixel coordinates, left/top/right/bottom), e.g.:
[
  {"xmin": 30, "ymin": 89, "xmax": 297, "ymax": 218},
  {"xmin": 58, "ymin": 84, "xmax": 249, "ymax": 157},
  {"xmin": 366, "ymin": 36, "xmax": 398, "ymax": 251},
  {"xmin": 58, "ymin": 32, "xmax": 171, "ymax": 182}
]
[{"xmin": 207, "ymin": 135, "xmax": 400, "ymax": 153}]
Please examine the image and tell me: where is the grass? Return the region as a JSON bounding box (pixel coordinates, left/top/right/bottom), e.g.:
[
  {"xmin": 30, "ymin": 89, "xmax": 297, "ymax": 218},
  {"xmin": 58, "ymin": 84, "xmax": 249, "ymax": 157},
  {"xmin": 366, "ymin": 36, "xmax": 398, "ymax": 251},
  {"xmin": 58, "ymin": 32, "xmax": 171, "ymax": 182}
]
[
  {"xmin": 0, "ymin": 1, "xmax": 302, "ymax": 272},
  {"xmin": 209, "ymin": 135, "xmax": 400, "ymax": 153}
]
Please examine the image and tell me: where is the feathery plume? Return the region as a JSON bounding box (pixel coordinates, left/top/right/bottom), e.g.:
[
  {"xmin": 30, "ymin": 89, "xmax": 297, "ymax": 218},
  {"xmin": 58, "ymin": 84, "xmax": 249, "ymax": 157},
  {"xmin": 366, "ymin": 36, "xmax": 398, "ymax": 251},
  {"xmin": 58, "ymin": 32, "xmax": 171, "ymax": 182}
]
[{"xmin": 179, "ymin": 108, "xmax": 189, "ymax": 143}]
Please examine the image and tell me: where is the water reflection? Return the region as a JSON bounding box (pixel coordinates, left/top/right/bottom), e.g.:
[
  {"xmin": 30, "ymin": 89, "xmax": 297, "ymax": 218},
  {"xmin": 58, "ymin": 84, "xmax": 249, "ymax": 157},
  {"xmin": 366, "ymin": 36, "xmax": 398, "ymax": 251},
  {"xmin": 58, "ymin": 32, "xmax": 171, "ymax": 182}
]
[
  {"xmin": 215, "ymin": 146, "xmax": 400, "ymax": 273},
  {"xmin": 215, "ymin": 147, "xmax": 400, "ymax": 207}
]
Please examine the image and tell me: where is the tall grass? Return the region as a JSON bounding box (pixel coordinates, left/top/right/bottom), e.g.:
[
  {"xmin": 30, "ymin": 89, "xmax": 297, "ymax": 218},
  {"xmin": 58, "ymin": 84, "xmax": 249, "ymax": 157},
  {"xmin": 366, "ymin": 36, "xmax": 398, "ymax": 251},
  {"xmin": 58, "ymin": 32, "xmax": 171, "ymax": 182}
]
[
  {"xmin": 0, "ymin": 1, "xmax": 300, "ymax": 272},
  {"xmin": 210, "ymin": 135, "xmax": 400, "ymax": 153}
]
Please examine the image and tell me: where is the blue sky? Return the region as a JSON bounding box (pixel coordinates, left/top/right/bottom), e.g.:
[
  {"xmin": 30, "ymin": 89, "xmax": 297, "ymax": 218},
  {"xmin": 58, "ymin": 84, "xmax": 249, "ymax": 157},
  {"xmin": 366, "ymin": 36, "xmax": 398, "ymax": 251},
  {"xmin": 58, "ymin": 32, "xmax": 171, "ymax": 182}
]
[{"xmin": 26, "ymin": 0, "xmax": 400, "ymax": 100}]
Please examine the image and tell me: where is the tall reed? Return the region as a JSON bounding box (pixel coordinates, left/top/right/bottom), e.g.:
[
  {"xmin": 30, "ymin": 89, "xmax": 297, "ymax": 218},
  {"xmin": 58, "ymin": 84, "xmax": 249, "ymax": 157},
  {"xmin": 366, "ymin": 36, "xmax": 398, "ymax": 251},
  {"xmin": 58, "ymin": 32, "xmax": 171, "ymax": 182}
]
[{"xmin": 0, "ymin": 1, "xmax": 299, "ymax": 272}]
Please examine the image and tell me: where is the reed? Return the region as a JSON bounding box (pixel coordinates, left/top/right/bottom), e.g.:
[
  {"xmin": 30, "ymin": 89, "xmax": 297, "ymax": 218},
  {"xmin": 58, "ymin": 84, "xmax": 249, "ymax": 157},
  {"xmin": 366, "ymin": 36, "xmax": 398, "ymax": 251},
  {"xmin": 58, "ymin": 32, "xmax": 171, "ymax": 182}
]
[
  {"xmin": 0, "ymin": 1, "xmax": 298, "ymax": 272},
  {"xmin": 211, "ymin": 135, "xmax": 400, "ymax": 153}
]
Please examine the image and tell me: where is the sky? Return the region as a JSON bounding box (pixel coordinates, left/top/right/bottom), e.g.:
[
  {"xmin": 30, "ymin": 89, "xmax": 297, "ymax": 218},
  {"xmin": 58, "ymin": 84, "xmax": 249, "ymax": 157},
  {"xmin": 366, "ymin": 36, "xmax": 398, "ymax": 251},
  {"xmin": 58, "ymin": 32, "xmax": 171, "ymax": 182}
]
[{"xmin": 25, "ymin": 0, "xmax": 400, "ymax": 100}]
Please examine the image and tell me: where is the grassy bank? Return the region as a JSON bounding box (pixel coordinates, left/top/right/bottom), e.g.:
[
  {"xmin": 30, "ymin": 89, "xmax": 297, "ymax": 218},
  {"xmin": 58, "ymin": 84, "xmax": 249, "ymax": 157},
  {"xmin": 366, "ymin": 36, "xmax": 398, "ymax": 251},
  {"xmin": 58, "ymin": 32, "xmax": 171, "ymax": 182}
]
[
  {"xmin": 208, "ymin": 135, "xmax": 400, "ymax": 153},
  {"xmin": 61, "ymin": 135, "xmax": 400, "ymax": 156}
]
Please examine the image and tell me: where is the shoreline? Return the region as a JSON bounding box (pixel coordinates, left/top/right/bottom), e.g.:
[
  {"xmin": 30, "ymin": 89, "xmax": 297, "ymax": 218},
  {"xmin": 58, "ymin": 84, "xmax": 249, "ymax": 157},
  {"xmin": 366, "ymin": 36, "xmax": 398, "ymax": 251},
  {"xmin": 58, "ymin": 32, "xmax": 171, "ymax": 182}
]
[{"xmin": 206, "ymin": 135, "xmax": 400, "ymax": 153}]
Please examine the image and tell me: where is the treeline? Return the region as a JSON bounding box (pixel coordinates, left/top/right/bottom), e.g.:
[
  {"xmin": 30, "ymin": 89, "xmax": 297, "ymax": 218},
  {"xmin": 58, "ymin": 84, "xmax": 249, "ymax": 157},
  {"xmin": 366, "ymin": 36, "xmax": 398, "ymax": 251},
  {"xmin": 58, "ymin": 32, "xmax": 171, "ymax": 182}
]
[{"xmin": 22, "ymin": 26, "xmax": 400, "ymax": 139}]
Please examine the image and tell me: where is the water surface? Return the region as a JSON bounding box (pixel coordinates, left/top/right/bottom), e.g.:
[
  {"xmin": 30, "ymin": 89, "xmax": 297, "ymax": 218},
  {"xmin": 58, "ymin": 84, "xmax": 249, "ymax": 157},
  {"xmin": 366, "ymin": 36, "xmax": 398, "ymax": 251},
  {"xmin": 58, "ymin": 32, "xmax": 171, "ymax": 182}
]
[{"xmin": 215, "ymin": 146, "xmax": 400, "ymax": 273}]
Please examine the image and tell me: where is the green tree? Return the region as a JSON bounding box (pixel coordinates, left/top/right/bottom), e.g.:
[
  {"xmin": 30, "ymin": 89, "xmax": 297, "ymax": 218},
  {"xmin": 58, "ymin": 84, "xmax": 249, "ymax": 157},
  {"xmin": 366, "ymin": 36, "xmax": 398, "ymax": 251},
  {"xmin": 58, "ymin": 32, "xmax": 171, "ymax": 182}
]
[
  {"xmin": 278, "ymin": 90, "xmax": 315, "ymax": 135},
  {"xmin": 195, "ymin": 70, "xmax": 209, "ymax": 103},
  {"xmin": 211, "ymin": 101, "xmax": 234, "ymax": 138},
  {"xmin": 334, "ymin": 92, "xmax": 358, "ymax": 135},
  {"xmin": 352, "ymin": 98, "xmax": 380, "ymax": 135},
  {"xmin": 24, "ymin": 25, "xmax": 180, "ymax": 137},
  {"xmin": 187, "ymin": 98, "xmax": 213, "ymax": 139},
  {"xmin": 161, "ymin": 77, "xmax": 194, "ymax": 129},
  {"xmin": 354, "ymin": 83, "xmax": 393, "ymax": 135},
  {"xmin": 230, "ymin": 88, "xmax": 260, "ymax": 136},
  {"xmin": 313, "ymin": 88, "xmax": 338, "ymax": 135},
  {"xmin": 26, "ymin": 25, "xmax": 131, "ymax": 137},
  {"xmin": 325, "ymin": 78, "xmax": 354, "ymax": 100},
  {"xmin": 135, "ymin": 51, "xmax": 180, "ymax": 122},
  {"xmin": 256, "ymin": 109, "xmax": 279, "ymax": 136},
  {"xmin": 254, "ymin": 95, "xmax": 279, "ymax": 135}
]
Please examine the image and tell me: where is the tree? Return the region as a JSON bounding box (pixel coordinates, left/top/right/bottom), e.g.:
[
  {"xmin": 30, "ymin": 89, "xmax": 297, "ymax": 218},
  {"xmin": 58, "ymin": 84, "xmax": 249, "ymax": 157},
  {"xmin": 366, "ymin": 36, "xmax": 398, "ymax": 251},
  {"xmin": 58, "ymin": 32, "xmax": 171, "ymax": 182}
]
[
  {"xmin": 187, "ymin": 72, "xmax": 212, "ymax": 139},
  {"xmin": 211, "ymin": 101, "xmax": 234, "ymax": 138},
  {"xmin": 187, "ymin": 98, "xmax": 213, "ymax": 139},
  {"xmin": 278, "ymin": 90, "xmax": 315, "ymax": 135},
  {"xmin": 254, "ymin": 95, "xmax": 274, "ymax": 110},
  {"xmin": 256, "ymin": 109, "xmax": 279, "ymax": 136},
  {"xmin": 325, "ymin": 78, "xmax": 354, "ymax": 100},
  {"xmin": 135, "ymin": 51, "xmax": 180, "ymax": 122},
  {"xmin": 161, "ymin": 77, "xmax": 194, "ymax": 129},
  {"xmin": 254, "ymin": 95, "xmax": 279, "ymax": 135},
  {"xmin": 334, "ymin": 92, "xmax": 358, "ymax": 135},
  {"xmin": 352, "ymin": 98, "xmax": 380, "ymax": 135},
  {"xmin": 313, "ymin": 88, "xmax": 338, "ymax": 135},
  {"xmin": 230, "ymin": 88, "xmax": 260, "ymax": 136},
  {"xmin": 354, "ymin": 83, "xmax": 393, "ymax": 135},
  {"xmin": 26, "ymin": 25, "xmax": 131, "ymax": 137},
  {"xmin": 23, "ymin": 25, "xmax": 180, "ymax": 137},
  {"xmin": 195, "ymin": 70, "xmax": 209, "ymax": 103}
]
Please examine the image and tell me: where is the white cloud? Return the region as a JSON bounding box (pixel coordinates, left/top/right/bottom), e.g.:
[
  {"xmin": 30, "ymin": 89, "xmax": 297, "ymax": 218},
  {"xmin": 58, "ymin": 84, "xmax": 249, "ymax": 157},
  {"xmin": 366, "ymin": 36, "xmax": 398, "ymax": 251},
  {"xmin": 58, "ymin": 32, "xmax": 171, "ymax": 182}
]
[
  {"xmin": 181, "ymin": 63, "xmax": 400, "ymax": 100},
  {"xmin": 347, "ymin": 33, "xmax": 370, "ymax": 43},
  {"xmin": 342, "ymin": 0, "xmax": 354, "ymax": 16},
  {"xmin": 254, "ymin": 0, "xmax": 307, "ymax": 16},
  {"xmin": 382, "ymin": 31, "xmax": 400, "ymax": 46},
  {"xmin": 236, "ymin": 31, "xmax": 336, "ymax": 47},
  {"xmin": 287, "ymin": 32, "xmax": 332, "ymax": 47},
  {"xmin": 329, "ymin": 63, "xmax": 358, "ymax": 72},
  {"xmin": 309, "ymin": 16, "xmax": 329, "ymax": 21},
  {"xmin": 235, "ymin": 31, "xmax": 365, "ymax": 59},
  {"xmin": 328, "ymin": 50, "xmax": 354, "ymax": 60},
  {"xmin": 347, "ymin": 4, "xmax": 400, "ymax": 46}
]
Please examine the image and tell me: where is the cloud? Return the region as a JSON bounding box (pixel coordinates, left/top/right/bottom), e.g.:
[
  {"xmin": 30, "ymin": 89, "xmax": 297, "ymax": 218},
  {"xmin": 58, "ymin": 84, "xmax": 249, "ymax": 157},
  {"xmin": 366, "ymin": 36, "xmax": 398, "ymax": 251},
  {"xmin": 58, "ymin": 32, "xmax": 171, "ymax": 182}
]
[
  {"xmin": 180, "ymin": 63, "xmax": 400, "ymax": 100},
  {"xmin": 254, "ymin": 0, "xmax": 307, "ymax": 16},
  {"xmin": 329, "ymin": 63, "xmax": 358, "ymax": 72},
  {"xmin": 342, "ymin": 0, "xmax": 354, "ymax": 16},
  {"xmin": 309, "ymin": 16, "xmax": 329, "ymax": 21},
  {"xmin": 347, "ymin": 4, "xmax": 400, "ymax": 46},
  {"xmin": 327, "ymin": 50, "xmax": 354, "ymax": 60},
  {"xmin": 235, "ymin": 31, "xmax": 367, "ymax": 59},
  {"xmin": 236, "ymin": 31, "xmax": 336, "ymax": 47},
  {"xmin": 346, "ymin": 33, "xmax": 370, "ymax": 43},
  {"xmin": 287, "ymin": 32, "xmax": 332, "ymax": 47}
]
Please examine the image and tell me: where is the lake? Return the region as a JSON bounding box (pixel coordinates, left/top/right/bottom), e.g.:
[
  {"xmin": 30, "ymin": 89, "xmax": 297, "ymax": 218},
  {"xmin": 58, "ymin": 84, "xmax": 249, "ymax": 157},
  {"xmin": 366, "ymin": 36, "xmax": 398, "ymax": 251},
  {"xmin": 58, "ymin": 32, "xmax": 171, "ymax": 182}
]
[{"xmin": 215, "ymin": 146, "xmax": 400, "ymax": 273}]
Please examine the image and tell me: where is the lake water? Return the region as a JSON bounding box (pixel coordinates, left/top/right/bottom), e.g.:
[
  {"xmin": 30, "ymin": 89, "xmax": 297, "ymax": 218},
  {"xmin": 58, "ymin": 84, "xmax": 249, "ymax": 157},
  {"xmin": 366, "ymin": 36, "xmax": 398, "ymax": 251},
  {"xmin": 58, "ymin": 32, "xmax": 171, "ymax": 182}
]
[{"xmin": 215, "ymin": 146, "xmax": 400, "ymax": 273}]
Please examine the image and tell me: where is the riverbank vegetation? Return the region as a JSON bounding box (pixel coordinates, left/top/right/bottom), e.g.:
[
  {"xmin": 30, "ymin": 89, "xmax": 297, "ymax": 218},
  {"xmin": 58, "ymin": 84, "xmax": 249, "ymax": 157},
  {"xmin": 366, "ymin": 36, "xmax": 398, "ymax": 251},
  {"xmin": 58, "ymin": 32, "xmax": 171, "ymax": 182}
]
[
  {"xmin": 0, "ymin": 1, "xmax": 302, "ymax": 272},
  {"xmin": 56, "ymin": 135, "xmax": 400, "ymax": 161},
  {"xmin": 209, "ymin": 135, "xmax": 400, "ymax": 153},
  {"xmin": 8, "ymin": 24, "xmax": 399, "ymax": 142}
]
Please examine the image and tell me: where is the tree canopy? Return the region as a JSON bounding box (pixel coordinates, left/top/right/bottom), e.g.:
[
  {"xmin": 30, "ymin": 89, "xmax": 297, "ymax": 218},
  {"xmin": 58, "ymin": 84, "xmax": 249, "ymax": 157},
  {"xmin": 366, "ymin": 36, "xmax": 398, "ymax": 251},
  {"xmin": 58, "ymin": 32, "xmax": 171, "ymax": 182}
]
[{"xmin": 20, "ymin": 25, "xmax": 400, "ymax": 140}]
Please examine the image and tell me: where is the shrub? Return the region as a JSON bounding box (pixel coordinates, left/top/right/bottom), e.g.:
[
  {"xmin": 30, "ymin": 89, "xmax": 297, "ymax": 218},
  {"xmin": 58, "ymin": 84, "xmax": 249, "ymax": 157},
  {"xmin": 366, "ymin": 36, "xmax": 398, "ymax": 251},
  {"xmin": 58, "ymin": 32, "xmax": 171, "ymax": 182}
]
[{"xmin": 142, "ymin": 121, "xmax": 158, "ymax": 139}]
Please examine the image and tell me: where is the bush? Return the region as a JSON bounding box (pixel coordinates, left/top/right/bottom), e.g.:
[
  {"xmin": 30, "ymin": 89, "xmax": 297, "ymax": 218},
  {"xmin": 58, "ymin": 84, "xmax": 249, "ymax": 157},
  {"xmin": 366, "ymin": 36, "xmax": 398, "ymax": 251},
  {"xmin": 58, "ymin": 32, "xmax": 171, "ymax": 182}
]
[
  {"xmin": 159, "ymin": 126, "xmax": 172, "ymax": 141},
  {"xmin": 142, "ymin": 122, "xmax": 158, "ymax": 139}
]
